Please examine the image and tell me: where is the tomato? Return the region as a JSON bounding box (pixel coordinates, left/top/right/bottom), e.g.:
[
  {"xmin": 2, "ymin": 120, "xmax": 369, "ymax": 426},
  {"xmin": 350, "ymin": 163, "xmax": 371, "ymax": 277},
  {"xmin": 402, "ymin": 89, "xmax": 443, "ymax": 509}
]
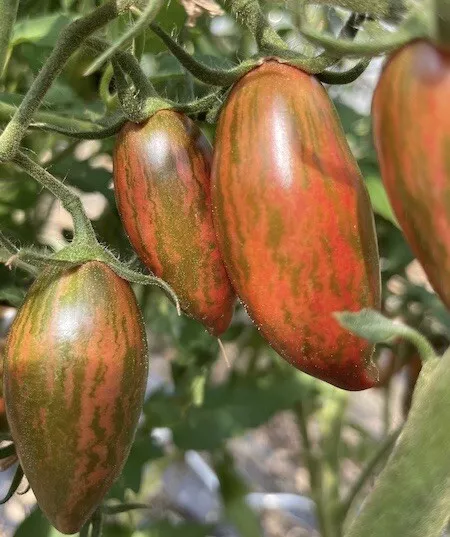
[
  {"xmin": 0, "ymin": 350, "xmax": 8, "ymax": 434},
  {"xmin": 373, "ymin": 40, "xmax": 450, "ymax": 308},
  {"xmin": 5, "ymin": 261, "xmax": 148, "ymax": 534},
  {"xmin": 211, "ymin": 60, "xmax": 381, "ymax": 390},
  {"xmin": 113, "ymin": 110, "xmax": 235, "ymax": 335}
]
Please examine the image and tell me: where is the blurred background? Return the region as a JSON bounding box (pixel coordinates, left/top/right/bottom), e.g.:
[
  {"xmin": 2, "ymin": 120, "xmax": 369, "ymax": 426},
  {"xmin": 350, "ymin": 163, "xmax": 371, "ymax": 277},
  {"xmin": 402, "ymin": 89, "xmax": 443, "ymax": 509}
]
[{"xmin": 1, "ymin": 1, "xmax": 449, "ymax": 536}]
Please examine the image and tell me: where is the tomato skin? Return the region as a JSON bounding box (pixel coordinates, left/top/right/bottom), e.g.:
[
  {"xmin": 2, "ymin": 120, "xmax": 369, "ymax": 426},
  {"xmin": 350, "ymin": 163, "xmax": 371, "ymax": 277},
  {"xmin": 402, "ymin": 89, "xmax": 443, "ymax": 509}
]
[
  {"xmin": 212, "ymin": 60, "xmax": 381, "ymax": 391},
  {"xmin": 113, "ymin": 110, "xmax": 235, "ymax": 335},
  {"xmin": 373, "ymin": 40, "xmax": 450, "ymax": 309},
  {"xmin": 4, "ymin": 262, "xmax": 148, "ymax": 534},
  {"xmin": 0, "ymin": 345, "xmax": 8, "ymax": 434}
]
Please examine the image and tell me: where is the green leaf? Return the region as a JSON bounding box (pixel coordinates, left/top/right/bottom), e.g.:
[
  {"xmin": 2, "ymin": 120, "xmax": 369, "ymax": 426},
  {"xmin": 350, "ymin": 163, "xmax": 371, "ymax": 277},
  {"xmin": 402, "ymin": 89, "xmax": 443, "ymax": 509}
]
[
  {"xmin": 334, "ymin": 309, "xmax": 436, "ymax": 361},
  {"xmin": 365, "ymin": 175, "xmax": 399, "ymax": 227},
  {"xmin": 0, "ymin": 286, "xmax": 25, "ymax": 307},
  {"xmin": 12, "ymin": 14, "xmax": 75, "ymax": 47},
  {"xmin": 346, "ymin": 350, "xmax": 449, "ymax": 537}
]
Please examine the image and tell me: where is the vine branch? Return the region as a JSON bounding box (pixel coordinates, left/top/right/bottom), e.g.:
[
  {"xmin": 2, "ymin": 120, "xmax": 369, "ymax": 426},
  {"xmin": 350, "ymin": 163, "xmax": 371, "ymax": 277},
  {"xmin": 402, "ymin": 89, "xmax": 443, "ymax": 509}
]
[
  {"xmin": 0, "ymin": 0, "xmax": 134, "ymax": 162},
  {"xmin": 85, "ymin": 0, "xmax": 164, "ymax": 76},
  {"xmin": 12, "ymin": 151, "xmax": 96, "ymax": 244}
]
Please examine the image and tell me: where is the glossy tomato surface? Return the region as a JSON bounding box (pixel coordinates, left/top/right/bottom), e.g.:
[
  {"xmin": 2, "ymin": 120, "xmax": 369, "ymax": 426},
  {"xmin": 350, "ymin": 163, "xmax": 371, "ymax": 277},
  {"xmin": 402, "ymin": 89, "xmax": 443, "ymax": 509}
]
[
  {"xmin": 373, "ymin": 40, "xmax": 450, "ymax": 309},
  {"xmin": 113, "ymin": 111, "xmax": 235, "ymax": 335},
  {"xmin": 5, "ymin": 261, "xmax": 148, "ymax": 534},
  {"xmin": 212, "ymin": 60, "xmax": 381, "ymax": 390}
]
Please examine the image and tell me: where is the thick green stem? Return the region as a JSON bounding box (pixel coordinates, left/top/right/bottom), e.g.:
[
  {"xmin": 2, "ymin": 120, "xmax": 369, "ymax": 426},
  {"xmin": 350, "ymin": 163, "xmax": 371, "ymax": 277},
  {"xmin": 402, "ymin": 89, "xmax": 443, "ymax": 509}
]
[
  {"xmin": 300, "ymin": 25, "xmax": 415, "ymax": 58},
  {"xmin": 339, "ymin": 427, "xmax": 401, "ymax": 524},
  {"xmin": 316, "ymin": 58, "xmax": 370, "ymax": 84},
  {"xmin": 434, "ymin": 0, "xmax": 450, "ymax": 47},
  {"xmin": 12, "ymin": 151, "xmax": 96, "ymax": 245},
  {"xmin": 277, "ymin": 13, "xmax": 366, "ymax": 74},
  {"xmin": 84, "ymin": 0, "xmax": 164, "ymax": 77},
  {"xmin": 150, "ymin": 23, "xmax": 256, "ymax": 86},
  {"xmin": 85, "ymin": 37, "xmax": 157, "ymax": 98},
  {"xmin": 0, "ymin": 0, "xmax": 19, "ymax": 77},
  {"xmin": 0, "ymin": 0, "xmax": 133, "ymax": 162},
  {"xmin": 226, "ymin": 0, "xmax": 290, "ymax": 53},
  {"xmin": 0, "ymin": 100, "xmax": 100, "ymax": 131}
]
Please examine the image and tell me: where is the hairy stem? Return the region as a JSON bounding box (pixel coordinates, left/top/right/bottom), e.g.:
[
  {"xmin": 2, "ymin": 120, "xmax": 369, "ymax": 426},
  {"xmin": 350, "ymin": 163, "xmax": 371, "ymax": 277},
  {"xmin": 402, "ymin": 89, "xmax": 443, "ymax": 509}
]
[
  {"xmin": 85, "ymin": 0, "xmax": 164, "ymax": 77},
  {"xmin": 0, "ymin": 0, "xmax": 19, "ymax": 77},
  {"xmin": 227, "ymin": 0, "xmax": 289, "ymax": 52},
  {"xmin": 150, "ymin": 23, "xmax": 256, "ymax": 86},
  {"xmin": 0, "ymin": 0, "xmax": 133, "ymax": 161},
  {"xmin": 12, "ymin": 151, "xmax": 96, "ymax": 244},
  {"xmin": 85, "ymin": 37, "xmax": 157, "ymax": 98},
  {"xmin": 0, "ymin": 231, "xmax": 40, "ymax": 274},
  {"xmin": 316, "ymin": 58, "xmax": 370, "ymax": 84}
]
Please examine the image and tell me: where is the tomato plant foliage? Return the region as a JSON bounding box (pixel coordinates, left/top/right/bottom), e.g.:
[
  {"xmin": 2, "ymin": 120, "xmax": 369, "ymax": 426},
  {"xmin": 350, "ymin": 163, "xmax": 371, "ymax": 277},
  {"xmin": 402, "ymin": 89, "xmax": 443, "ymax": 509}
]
[{"xmin": 1, "ymin": 1, "xmax": 450, "ymax": 537}]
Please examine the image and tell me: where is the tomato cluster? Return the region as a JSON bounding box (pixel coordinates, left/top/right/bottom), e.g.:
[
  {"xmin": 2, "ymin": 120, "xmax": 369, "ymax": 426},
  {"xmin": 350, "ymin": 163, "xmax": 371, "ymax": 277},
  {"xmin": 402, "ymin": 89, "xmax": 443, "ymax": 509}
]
[
  {"xmin": 113, "ymin": 60, "xmax": 381, "ymax": 391},
  {"xmin": 3, "ymin": 38, "xmax": 449, "ymax": 533}
]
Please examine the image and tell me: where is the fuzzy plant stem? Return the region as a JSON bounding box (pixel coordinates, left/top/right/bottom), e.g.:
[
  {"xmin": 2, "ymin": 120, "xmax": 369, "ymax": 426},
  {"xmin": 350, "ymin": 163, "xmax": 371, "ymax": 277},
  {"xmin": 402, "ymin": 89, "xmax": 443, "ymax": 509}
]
[
  {"xmin": 0, "ymin": 231, "xmax": 40, "ymax": 274},
  {"xmin": 226, "ymin": 0, "xmax": 290, "ymax": 53},
  {"xmin": 0, "ymin": 0, "xmax": 19, "ymax": 77},
  {"xmin": 0, "ymin": 0, "xmax": 134, "ymax": 162},
  {"xmin": 85, "ymin": 0, "xmax": 164, "ymax": 76},
  {"xmin": 12, "ymin": 151, "xmax": 96, "ymax": 245}
]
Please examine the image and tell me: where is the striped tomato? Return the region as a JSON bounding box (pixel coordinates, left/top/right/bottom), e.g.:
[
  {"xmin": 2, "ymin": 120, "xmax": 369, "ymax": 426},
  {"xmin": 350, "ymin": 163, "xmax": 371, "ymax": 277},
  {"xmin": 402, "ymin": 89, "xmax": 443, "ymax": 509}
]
[
  {"xmin": 4, "ymin": 261, "xmax": 148, "ymax": 534},
  {"xmin": 0, "ymin": 346, "xmax": 7, "ymax": 434},
  {"xmin": 212, "ymin": 60, "xmax": 381, "ymax": 391},
  {"xmin": 373, "ymin": 40, "xmax": 450, "ymax": 308},
  {"xmin": 113, "ymin": 111, "xmax": 235, "ymax": 335}
]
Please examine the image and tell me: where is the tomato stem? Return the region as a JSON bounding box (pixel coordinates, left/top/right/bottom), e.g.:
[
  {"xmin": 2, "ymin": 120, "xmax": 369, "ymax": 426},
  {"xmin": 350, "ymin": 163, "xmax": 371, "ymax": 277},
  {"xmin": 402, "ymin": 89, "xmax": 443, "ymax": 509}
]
[
  {"xmin": 0, "ymin": 100, "xmax": 124, "ymax": 139},
  {"xmin": 227, "ymin": 0, "xmax": 291, "ymax": 54},
  {"xmin": 0, "ymin": 231, "xmax": 40, "ymax": 275},
  {"xmin": 0, "ymin": 0, "xmax": 134, "ymax": 162},
  {"xmin": 150, "ymin": 22, "xmax": 257, "ymax": 86},
  {"xmin": 300, "ymin": 21, "xmax": 418, "ymax": 58},
  {"xmin": 0, "ymin": 0, "xmax": 19, "ymax": 79},
  {"xmin": 83, "ymin": 0, "xmax": 164, "ymax": 77},
  {"xmin": 12, "ymin": 151, "xmax": 98, "ymax": 247},
  {"xmin": 317, "ymin": 58, "xmax": 371, "ymax": 84}
]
